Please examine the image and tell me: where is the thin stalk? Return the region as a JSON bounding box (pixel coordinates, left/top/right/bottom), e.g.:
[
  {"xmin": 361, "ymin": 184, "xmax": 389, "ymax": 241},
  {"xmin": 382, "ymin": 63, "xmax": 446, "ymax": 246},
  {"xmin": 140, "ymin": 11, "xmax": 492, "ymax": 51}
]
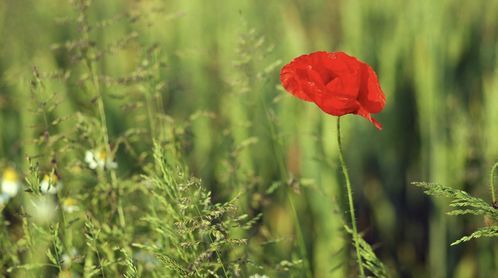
[
  {"xmin": 86, "ymin": 59, "xmax": 126, "ymax": 228},
  {"xmin": 79, "ymin": 1, "xmax": 125, "ymax": 228},
  {"xmin": 491, "ymin": 162, "xmax": 498, "ymax": 204},
  {"xmin": 144, "ymin": 89, "xmax": 156, "ymax": 140},
  {"xmin": 143, "ymin": 50, "xmax": 159, "ymax": 140},
  {"xmin": 258, "ymin": 93, "xmax": 312, "ymax": 277},
  {"xmin": 336, "ymin": 117, "xmax": 365, "ymax": 277}
]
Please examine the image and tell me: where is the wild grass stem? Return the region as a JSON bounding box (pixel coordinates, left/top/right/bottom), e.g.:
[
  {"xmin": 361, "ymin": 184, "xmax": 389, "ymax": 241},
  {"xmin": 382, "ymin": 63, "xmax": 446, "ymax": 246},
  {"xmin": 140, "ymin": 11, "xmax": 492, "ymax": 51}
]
[
  {"xmin": 490, "ymin": 162, "xmax": 498, "ymax": 205},
  {"xmin": 258, "ymin": 92, "xmax": 313, "ymax": 277}
]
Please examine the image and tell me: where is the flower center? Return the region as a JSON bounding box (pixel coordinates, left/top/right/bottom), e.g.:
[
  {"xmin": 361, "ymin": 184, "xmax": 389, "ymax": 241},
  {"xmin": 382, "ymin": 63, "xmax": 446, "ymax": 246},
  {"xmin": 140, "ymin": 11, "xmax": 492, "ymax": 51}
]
[
  {"xmin": 43, "ymin": 173, "xmax": 59, "ymax": 184},
  {"xmin": 63, "ymin": 198, "xmax": 77, "ymax": 207},
  {"xmin": 97, "ymin": 150, "xmax": 107, "ymax": 161},
  {"xmin": 2, "ymin": 168, "xmax": 18, "ymax": 182}
]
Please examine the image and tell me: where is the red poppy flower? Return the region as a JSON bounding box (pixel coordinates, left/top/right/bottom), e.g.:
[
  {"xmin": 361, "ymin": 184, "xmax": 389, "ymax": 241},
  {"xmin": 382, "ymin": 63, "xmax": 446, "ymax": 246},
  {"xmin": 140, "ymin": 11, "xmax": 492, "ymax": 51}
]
[{"xmin": 280, "ymin": 51, "xmax": 386, "ymax": 129}]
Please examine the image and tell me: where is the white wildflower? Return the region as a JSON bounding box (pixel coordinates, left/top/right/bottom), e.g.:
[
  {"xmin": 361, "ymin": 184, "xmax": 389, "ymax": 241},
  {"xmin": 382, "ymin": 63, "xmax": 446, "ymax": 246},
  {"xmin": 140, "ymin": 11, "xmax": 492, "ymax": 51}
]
[
  {"xmin": 1, "ymin": 167, "xmax": 20, "ymax": 198},
  {"xmin": 85, "ymin": 149, "xmax": 117, "ymax": 170},
  {"xmin": 62, "ymin": 197, "xmax": 79, "ymax": 213},
  {"xmin": 61, "ymin": 248, "xmax": 78, "ymax": 269},
  {"xmin": 40, "ymin": 173, "xmax": 62, "ymax": 194}
]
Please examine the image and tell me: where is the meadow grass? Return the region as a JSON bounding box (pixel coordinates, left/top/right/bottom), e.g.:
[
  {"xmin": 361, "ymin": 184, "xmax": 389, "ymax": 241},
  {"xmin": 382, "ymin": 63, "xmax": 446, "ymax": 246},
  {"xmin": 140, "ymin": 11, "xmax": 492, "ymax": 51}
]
[{"xmin": 1, "ymin": 0, "xmax": 498, "ymax": 277}]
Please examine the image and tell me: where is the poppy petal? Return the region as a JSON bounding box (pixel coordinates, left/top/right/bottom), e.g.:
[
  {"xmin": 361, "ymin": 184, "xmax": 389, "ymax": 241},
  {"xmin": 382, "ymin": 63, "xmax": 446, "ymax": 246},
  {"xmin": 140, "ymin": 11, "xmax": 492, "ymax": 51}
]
[
  {"xmin": 280, "ymin": 66, "xmax": 313, "ymax": 101},
  {"xmin": 314, "ymin": 96, "xmax": 359, "ymax": 116},
  {"xmin": 359, "ymin": 64, "xmax": 385, "ymax": 113},
  {"xmin": 356, "ymin": 106, "xmax": 383, "ymax": 130}
]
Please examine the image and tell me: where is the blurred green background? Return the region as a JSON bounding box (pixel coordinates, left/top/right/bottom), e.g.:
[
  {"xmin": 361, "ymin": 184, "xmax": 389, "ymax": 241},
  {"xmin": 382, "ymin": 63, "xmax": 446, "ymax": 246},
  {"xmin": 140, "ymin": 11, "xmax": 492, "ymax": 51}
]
[{"xmin": 1, "ymin": 0, "xmax": 498, "ymax": 277}]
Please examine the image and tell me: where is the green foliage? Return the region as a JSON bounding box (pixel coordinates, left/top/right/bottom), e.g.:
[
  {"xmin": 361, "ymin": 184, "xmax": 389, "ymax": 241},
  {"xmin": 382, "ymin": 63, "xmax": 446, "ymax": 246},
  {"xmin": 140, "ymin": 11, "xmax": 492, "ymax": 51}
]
[
  {"xmin": 345, "ymin": 226, "xmax": 388, "ymax": 278},
  {"xmin": 450, "ymin": 226, "xmax": 498, "ymax": 246},
  {"xmin": 413, "ymin": 182, "xmax": 498, "ymax": 219},
  {"xmin": 1, "ymin": 0, "xmax": 498, "ymax": 276},
  {"xmin": 413, "ymin": 181, "xmax": 498, "ymax": 246},
  {"xmin": 136, "ymin": 142, "xmax": 250, "ymax": 277}
]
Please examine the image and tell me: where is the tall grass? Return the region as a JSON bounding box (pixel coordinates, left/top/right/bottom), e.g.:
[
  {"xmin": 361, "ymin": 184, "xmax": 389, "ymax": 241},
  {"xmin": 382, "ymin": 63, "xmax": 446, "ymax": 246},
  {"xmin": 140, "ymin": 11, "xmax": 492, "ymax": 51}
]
[{"xmin": 0, "ymin": 0, "xmax": 498, "ymax": 277}]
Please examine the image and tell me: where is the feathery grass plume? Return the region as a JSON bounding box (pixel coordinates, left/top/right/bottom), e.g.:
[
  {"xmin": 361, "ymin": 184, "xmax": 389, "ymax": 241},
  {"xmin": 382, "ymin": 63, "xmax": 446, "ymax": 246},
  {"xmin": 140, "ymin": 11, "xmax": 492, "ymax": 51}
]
[
  {"xmin": 134, "ymin": 142, "xmax": 251, "ymax": 277},
  {"xmin": 450, "ymin": 226, "xmax": 498, "ymax": 246},
  {"xmin": 121, "ymin": 248, "xmax": 139, "ymax": 278},
  {"xmin": 413, "ymin": 180, "xmax": 498, "ymax": 246},
  {"xmin": 344, "ymin": 226, "xmax": 388, "ymax": 278},
  {"xmin": 412, "ymin": 182, "xmax": 498, "ymax": 219}
]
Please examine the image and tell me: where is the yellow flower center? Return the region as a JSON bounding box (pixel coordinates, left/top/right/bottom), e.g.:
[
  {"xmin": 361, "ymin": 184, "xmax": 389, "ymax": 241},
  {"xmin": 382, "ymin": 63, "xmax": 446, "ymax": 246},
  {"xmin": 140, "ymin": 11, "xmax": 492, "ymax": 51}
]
[
  {"xmin": 63, "ymin": 198, "xmax": 77, "ymax": 207},
  {"xmin": 97, "ymin": 150, "xmax": 108, "ymax": 161},
  {"xmin": 2, "ymin": 168, "xmax": 18, "ymax": 182},
  {"xmin": 43, "ymin": 173, "xmax": 59, "ymax": 184}
]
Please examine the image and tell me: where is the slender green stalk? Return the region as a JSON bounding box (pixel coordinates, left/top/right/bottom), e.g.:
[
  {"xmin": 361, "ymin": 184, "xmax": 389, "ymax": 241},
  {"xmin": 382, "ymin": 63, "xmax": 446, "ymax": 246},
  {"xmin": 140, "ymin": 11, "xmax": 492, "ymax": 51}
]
[
  {"xmin": 258, "ymin": 94, "xmax": 312, "ymax": 277},
  {"xmin": 79, "ymin": 0, "xmax": 125, "ymax": 228},
  {"xmin": 287, "ymin": 194, "xmax": 312, "ymax": 278},
  {"xmin": 86, "ymin": 59, "xmax": 126, "ymax": 228},
  {"xmin": 144, "ymin": 89, "xmax": 157, "ymax": 140},
  {"xmin": 491, "ymin": 162, "xmax": 498, "ymax": 204},
  {"xmin": 336, "ymin": 117, "xmax": 365, "ymax": 277}
]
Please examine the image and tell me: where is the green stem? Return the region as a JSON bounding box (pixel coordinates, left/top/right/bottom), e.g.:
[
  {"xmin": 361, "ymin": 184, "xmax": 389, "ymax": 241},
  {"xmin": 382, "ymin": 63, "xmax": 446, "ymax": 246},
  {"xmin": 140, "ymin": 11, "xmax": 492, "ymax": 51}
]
[
  {"xmin": 337, "ymin": 117, "xmax": 365, "ymax": 278},
  {"xmin": 258, "ymin": 89, "xmax": 312, "ymax": 277},
  {"xmin": 491, "ymin": 162, "xmax": 498, "ymax": 204},
  {"xmin": 79, "ymin": 1, "xmax": 125, "ymax": 228},
  {"xmin": 287, "ymin": 194, "xmax": 312, "ymax": 278},
  {"xmin": 87, "ymin": 59, "xmax": 126, "ymax": 228}
]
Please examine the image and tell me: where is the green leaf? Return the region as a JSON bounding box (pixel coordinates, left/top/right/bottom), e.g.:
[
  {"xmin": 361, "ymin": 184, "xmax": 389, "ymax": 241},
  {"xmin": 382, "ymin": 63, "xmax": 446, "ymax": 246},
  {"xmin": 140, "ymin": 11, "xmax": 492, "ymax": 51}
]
[{"xmin": 451, "ymin": 226, "xmax": 498, "ymax": 246}]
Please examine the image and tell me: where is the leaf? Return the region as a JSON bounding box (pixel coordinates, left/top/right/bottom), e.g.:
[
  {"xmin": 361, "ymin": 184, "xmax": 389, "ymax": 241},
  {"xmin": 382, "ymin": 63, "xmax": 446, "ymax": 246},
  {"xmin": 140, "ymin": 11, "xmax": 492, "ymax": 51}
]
[
  {"xmin": 451, "ymin": 226, "xmax": 498, "ymax": 246},
  {"xmin": 344, "ymin": 226, "xmax": 388, "ymax": 278},
  {"xmin": 412, "ymin": 182, "xmax": 498, "ymax": 219}
]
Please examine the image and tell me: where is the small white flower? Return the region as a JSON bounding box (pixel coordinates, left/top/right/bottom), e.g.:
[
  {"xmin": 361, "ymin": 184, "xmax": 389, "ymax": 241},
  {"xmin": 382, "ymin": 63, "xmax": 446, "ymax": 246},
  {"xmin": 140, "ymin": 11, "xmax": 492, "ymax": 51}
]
[
  {"xmin": 40, "ymin": 173, "xmax": 62, "ymax": 194},
  {"xmin": 1, "ymin": 167, "xmax": 20, "ymax": 198},
  {"xmin": 85, "ymin": 149, "xmax": 117, "ymax": 170},
  {"xmin": 249, "ymin": 275, "xmax": 269, "ymax": 278},
  {"xmin": 27, "ymin": 195, "xmax": 57, "ymax": 223},
  {"xmin": 61, "ymin": 248, "xmax": 78, "ymax": 269},
  {"xmin": 62, "ymin": 197, "xmax": 79, "ymax": 213}
]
